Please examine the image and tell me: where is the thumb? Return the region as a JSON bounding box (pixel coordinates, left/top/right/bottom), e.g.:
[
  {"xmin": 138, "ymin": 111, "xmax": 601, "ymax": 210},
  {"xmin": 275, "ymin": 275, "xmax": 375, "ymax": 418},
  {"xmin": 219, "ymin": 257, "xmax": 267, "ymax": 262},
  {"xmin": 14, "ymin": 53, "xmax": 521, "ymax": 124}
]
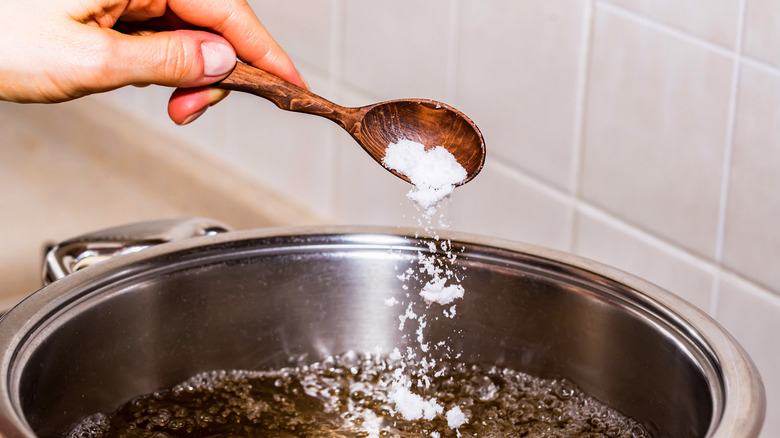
[{"xmin": 105, "ymin": 29, "xmax": 236, "ymax": 89}]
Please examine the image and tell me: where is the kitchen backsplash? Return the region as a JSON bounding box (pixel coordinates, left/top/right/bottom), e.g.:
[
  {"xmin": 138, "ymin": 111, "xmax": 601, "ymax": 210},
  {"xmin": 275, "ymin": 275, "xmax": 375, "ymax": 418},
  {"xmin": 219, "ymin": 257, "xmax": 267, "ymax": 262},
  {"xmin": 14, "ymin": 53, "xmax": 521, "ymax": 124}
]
[{"xmin": 4, "ymin": 0, "xmax": 779, "ymax": 435}]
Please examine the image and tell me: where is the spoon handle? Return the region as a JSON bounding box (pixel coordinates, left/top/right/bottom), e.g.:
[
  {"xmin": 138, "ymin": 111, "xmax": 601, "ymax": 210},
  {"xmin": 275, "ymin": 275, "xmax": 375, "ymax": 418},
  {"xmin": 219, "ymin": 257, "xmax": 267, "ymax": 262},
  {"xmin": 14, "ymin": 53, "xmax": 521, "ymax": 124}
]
[{"xmin": 216, "ymin": 63, "xmax": 359, "ymax": 130}]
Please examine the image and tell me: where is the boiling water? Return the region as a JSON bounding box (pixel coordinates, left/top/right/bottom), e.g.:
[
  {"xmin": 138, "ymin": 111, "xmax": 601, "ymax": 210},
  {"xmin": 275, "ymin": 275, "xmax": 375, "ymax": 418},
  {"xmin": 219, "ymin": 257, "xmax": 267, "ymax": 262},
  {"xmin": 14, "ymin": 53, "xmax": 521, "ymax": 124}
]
[{"xmin": 68, "ymin": 352, "xmax": 651, "ymax": 438}]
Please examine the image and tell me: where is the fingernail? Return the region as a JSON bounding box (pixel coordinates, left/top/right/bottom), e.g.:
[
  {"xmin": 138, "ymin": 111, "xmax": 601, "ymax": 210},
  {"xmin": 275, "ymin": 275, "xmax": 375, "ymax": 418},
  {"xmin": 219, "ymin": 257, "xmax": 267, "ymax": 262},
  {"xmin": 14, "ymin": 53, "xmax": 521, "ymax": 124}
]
[
  {"xmin": 201, "ymin": 41, "xmax": 236, "ymax": 77},
  {"xmin": 207, "ymin": 88, "xmax": 230, "ymax": 107},
  {"xmin": 180, "ymin": 106, "xmax": 208, "ymax": 125}
]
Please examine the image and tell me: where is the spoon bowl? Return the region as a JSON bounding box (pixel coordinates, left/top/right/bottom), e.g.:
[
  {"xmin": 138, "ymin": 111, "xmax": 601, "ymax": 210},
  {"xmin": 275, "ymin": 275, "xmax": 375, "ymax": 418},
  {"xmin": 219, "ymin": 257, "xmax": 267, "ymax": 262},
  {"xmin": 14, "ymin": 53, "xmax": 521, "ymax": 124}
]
[
  {"xmin": 356, "ymin": 99, "xmax": 485, "ymax": 184},
  {"xmin": 216, "ymin": 63, "xmax": 485, "ymax": 185}
]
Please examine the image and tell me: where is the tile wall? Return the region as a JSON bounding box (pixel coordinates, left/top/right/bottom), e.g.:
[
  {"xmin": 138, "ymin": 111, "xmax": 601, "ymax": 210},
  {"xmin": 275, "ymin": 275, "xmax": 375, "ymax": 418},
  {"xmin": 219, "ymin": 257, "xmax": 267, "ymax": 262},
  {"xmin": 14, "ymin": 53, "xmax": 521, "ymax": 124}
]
[{"xmin": 80, "ymin": 0, "xmax": 780, "ymax": 435}]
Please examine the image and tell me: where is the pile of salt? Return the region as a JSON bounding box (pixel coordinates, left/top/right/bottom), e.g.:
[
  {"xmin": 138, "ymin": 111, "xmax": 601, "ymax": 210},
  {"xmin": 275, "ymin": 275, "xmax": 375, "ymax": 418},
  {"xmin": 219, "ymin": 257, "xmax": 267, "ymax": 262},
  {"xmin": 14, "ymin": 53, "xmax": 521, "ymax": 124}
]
[{"xmin": 383, "ymin": 139, "xmax": 467, "ymax": 219}]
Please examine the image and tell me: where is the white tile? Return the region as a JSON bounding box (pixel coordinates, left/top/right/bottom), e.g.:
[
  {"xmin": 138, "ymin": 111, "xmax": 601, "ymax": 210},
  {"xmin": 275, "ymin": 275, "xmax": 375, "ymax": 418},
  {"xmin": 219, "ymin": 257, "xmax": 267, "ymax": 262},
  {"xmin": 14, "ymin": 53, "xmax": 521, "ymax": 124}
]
[
  {"xmin": 343, "ymin": 0, "xmax": 452, "ymax": 101},
  {"xmin": 722, "ymin": 63, "xmax": 780, "ymax": 291},
  {"xmin": 581, "ymin": 7, "xmax": 733, "ymax": 258},
  {"xmin": 448, "ymin": 163, "xmax": 574, "ymax": 252},
  {"xmin": 223, "ymin": 68, "xmax": 337, "ymax": 219},
  {"xmin": 574, "ymin": 207, "xmax": 716, "ymax": 313},
  {"xmin": 249, "ymin": 0, "xmax": 335, "ymax": 75},
  {"xmin": 743, "ymin": 0, "xmax": 780, "ymax": 69},
  {"xmin": 716, "ymin": 276, "xmax": 780, "ymax": 438},
  {"xmin": 604, "ymin": 0, "xmax": 741, "ymax": 48},
  {"xmin": 456, "ymin": 0, "xmax": 587, "ymax": 191}
]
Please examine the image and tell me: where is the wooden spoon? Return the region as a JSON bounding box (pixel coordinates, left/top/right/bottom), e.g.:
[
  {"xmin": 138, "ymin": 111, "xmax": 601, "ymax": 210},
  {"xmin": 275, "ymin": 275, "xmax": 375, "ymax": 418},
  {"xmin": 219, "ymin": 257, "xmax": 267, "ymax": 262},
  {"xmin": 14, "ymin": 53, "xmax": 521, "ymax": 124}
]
[{"xmin": 215, "ymin": 63, "xmax": 485, "ymax": 185}]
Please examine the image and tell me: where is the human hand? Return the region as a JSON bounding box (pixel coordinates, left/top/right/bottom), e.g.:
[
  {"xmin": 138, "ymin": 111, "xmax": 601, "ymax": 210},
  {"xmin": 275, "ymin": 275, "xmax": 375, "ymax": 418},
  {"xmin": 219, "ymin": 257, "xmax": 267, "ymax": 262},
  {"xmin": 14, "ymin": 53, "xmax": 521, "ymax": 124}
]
[{"xmin": 0, "ymin": 0, "xmax": 306, "ymax": 125}]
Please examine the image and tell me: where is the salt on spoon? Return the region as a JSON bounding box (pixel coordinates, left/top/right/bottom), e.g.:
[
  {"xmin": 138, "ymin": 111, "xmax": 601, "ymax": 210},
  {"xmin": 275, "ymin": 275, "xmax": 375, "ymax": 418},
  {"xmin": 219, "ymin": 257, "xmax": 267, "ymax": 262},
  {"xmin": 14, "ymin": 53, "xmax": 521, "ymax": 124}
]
[{"xmin": 383, "ymin": 139, "xmax": 467, "ymax": 219}]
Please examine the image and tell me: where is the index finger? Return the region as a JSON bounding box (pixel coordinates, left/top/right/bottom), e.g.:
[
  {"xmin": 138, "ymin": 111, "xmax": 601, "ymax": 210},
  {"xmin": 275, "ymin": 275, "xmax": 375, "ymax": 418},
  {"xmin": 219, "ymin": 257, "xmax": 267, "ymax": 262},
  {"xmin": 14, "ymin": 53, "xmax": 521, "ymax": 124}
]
[{"xmin": 168, "ymin": 0, "xmax": 307, "ymax": 88}]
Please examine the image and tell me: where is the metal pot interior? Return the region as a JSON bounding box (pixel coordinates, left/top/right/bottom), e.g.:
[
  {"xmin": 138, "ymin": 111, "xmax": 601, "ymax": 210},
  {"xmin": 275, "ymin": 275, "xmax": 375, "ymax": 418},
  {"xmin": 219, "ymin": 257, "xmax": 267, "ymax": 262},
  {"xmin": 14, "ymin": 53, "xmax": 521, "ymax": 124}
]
[{"xmin": 0, "ymin": 229, "xmax": 764, "ymax": 437}]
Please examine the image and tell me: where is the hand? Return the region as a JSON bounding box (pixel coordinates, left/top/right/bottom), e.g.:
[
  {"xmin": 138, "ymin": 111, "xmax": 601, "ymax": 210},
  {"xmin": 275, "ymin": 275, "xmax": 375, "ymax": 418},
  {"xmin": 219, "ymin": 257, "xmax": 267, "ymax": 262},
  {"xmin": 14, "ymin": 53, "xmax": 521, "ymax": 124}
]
[{"xmin": 0, "ymin": 0, "xmax": 307, "ymax": 124}]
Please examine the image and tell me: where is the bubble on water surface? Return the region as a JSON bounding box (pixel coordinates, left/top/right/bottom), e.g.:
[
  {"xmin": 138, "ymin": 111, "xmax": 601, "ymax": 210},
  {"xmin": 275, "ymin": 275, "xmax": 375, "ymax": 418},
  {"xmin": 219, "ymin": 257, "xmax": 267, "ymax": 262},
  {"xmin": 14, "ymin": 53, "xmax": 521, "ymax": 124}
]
[{"xmin": 67, "ymin": 352, "xmax": 652, "ymax": 438}]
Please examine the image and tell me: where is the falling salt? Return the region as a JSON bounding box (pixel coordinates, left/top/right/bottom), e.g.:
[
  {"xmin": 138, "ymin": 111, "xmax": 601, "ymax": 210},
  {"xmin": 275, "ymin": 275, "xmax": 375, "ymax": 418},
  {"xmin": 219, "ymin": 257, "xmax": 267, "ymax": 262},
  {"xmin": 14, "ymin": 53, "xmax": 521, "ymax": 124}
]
[
  {"xmin": 420, "ymin": 277, "xmax": 465, "ymax": 305},
  {"xmin": 383, "ymin": 139, "xmax": 467, "ymax": 219},
  {"xmin": 443, "ymin": 305, "xmax": 457, "ymax": 318},
  {"xmin": 358, "ymin": 409, "xmax": 382, "ymax": 438},
  {"xmin": 389, "ymin": 385, "xmax": 443, "ymax": 421},
  {"xmin": 382, "ymin": 138, "xmax": 470, "ymax": 434},
  {"xmin": 446, "ymin": 406, "xmax": 467, "ymax": 429}
]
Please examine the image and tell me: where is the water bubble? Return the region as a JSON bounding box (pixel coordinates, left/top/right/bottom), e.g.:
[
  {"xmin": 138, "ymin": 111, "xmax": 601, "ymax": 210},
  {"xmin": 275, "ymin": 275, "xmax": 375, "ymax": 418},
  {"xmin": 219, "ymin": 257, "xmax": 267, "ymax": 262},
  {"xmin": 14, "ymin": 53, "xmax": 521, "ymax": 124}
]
[
  {"xmin": 67, "ymin": 356, "xmax": 651, "ymax": 438},
  {"xmin": 166, "ymin": 418, "xmax": 185, "ymax": 430},
  {"xmin": 472, "ymin": 376, "xmax": 499, "ymax": 402},
  {"xmin": 149, "ymin": 409, "xmax": 171, "ymax": 426},
  {"xmin": 554, "ymin": 378, "xmax": 577, "ymax": 400}
]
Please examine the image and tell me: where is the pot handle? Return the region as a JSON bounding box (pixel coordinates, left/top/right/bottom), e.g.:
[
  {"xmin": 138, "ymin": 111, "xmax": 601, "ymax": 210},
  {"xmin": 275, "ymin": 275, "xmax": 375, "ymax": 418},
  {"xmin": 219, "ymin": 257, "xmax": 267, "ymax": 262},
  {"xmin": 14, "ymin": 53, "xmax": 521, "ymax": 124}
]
[{"xmin": 42, "ymin": 218, "xmax": 231, "ymax": 284}]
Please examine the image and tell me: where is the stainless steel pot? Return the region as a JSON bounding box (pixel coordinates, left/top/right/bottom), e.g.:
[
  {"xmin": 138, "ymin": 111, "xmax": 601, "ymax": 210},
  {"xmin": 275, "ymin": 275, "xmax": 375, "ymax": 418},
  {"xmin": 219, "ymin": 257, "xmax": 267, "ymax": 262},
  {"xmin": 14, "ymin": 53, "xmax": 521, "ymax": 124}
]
[{"xmin": 0, "ymin": 219, "xmax": 765, "ymax": 437}]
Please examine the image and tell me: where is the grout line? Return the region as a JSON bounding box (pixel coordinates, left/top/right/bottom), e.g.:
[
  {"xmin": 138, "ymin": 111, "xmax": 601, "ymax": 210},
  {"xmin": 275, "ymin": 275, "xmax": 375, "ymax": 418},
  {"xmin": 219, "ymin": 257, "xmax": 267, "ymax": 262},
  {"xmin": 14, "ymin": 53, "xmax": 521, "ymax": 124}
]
[
  {"xmin": 719, "ymin": 270, "xmax": 780, "ymax": 306},
  {"xmin": 569, "ymin": 0, "xmax": 596, "ymax": 254},
  {"xmin": 445, "ymin": 0, "xmax": 462, "ymax": 103},
  {"xmin": 491, "ymin": 160, "xmax": 574, "ymax": 206},
  {"xmin": 577, "ymin": 193, "xmax": 780, "ymax": 312},
  {"xmin": 580, "ymin": 199, "xmax": 780, "ymax": 304},
  {"xmin": 498, "ymin": 155, "xmax": 778, "ymax": 302},
  {"xmin": 577, "ymin": 203, "xmax": 721, "ymax": 276},
  {"xmin": 495, "ymin": 155, "xmax": 715, "ymax": 266},
  {"xmin": 711, "ymin": 0, "xmax": 748, "ymax": 317},
  {"xmin": 595, "ymin": 1, "xmax": 736, "ymax": 60},
  {"xmin": 741, "ymin": 55, "xmax": 780, "ymax": 78}
]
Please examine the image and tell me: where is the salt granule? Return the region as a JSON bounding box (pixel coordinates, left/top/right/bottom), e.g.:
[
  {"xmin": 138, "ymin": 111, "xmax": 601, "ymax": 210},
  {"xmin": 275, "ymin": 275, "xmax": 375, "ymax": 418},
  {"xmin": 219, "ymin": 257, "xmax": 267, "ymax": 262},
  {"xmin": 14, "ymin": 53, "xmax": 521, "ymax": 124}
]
[
  {"xmin": 389, "ymin": 385, "xmax": 443, "ymax": 421},
  {"xmin": 420, "ymin": 277, "xmax": 465, "ymax": 305},
  {"xmin": 358, "ymin": 409, "xmax": 382, "ymax": 438},
  {"xmin": 383, "ymin": 139, "xmax": 467, "ymax": 217},
  {"xmin": 446, "ymin": 406, "xmax": 467, "ymax": 428}
]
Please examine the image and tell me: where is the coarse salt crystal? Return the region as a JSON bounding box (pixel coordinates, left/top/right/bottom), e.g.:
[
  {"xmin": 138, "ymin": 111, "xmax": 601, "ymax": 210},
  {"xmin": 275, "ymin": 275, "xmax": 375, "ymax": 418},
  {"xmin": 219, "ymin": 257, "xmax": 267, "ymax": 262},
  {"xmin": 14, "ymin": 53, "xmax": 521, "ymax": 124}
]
[
  {"xmin": 446, "ymin": 406, "xmax": 468, "ymax": 428},
  {"xmin": 359, "ymin": 409, "xmax": 382, "ymax": 438},
  {"xmin": 389, "ymin": 385, "xmax": 443, "ymax": 421},
  {"xmin": 420, "ymin": 277, "xmax": 465, "ymax": 305},
  {"xmin": 383, "ymin": 139, "xmax": 467, "ymax": 217}
]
